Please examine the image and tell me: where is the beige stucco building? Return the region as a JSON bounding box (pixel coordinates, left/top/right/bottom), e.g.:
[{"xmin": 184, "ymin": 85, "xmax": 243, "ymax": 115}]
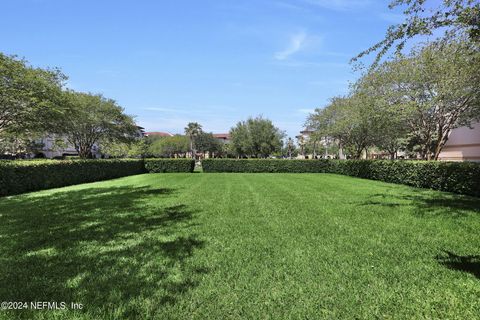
[{"xmin": 438, "ymin": 122, "xmax": 480, "ymax": 162}]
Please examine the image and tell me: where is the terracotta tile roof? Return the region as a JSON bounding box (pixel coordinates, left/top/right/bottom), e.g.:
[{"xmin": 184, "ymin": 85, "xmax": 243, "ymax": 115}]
[{"xmin": 212, "ymin": 133, "xmax": 230, "ymax": 139}]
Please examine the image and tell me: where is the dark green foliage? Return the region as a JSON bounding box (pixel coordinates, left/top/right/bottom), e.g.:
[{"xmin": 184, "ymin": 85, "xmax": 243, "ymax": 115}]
[
  {"xmin": 0, "ymin": 159, "xmax": 145, "ymax": 196},
  {"xmin": 0, "ymin": 159, "xmax": 196, "ymax": 197},
  {"xmin": 202, "ymin": 159, "xmax": 332, "ymax": 173},
  {"xmin": 144, "ymin": 159, "xmax": 195, "ymax": 173},
  {"xmin": 194, "ymin": 132, "xmax": 222, "ymax": 155},
  {"xmin": 229, "ymin": 116, "xmax": 284, "ymax": 157},
  {"xmin": 202, "ymin": 159, "xmax": 480, "ymax": 197}
]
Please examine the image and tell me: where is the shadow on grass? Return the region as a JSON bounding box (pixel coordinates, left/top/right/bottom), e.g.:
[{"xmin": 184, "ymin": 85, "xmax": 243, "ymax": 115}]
[
  {"xmin": 361, "ymin": 190, "xmax": 480, "ymax": 218},
  {"xmin": 0, "ymin": 185, "xmax": 206, "ymax": 318},
  {"xmin": 437, "ymin": 251, "xmax": 480, "ymax": 280}
]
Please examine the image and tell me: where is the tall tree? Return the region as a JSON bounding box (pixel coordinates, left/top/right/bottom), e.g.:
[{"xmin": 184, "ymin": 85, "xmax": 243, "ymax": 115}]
[
  {"xmin": 296, "ymin": 135, "xmax": 306, "ymax": 157},
  {"xmin": 184, "ymin": 122, "xmax": 203, "ymax": 160},
  {"xmin": 307, "ymin": 94, "xmax": 379, "ymax": 159},
  {"xmin": 0, "ymin": 53, "xmax": 66, "ymax": 134},
  {"xmin": 55, "ymin": 91, "xmax": 138, "ymax": 158},
  {"xmin": 99, "ymin": 138, "xmax": 149, "ymax": 158},
  {"xmin": 360, "ymin": 39, "xmax": 480, "ymax": 159},
  {"xmin": 355, "ymin": 73, "xmax": 408, "ymax": 159},
  {"xmin": 354, "ymin": 0, "xmax": 480, "ymax": 66},
  {"xmin": 230, "ymin": 116, "xmax": 284, "ymax": 158},
  {"xmin": 286, "ymin": 137, "xmax": 295, "ymax": 158},
  {"xmin": 149, "ymin": 135, "xmax": 189, "ymax": 158},
  {"xmin": 194, "ymin": 132, "xmax": 222, "ymax": 157},
  {"xmin": 0, "ymin": 132, "xmax": 44, "ymax": 158}
]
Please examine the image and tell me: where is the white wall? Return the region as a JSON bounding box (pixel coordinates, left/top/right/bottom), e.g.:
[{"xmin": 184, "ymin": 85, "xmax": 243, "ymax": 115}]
[{"xmin": 438, "ymin": 122, "xmax": 480, "ymax": 162}]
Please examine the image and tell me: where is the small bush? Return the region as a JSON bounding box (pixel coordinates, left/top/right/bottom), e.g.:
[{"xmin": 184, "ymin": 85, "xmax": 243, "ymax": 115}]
[
  {"xmin": 202, "ymin": 159, "xmax": 480, "ymax": 197},
  {"xmin": 0, "ymin": 159, "xmax": 145, "ymax": 197},
  {"xmin": 144, "ymin": 159, "xmax": 195, "ymax": 173}
]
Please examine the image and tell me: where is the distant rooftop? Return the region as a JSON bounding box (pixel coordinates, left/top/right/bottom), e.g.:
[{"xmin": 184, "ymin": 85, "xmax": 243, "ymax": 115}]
[
  {"xmin": 300, "ymin": 129, "xmax": 314, "ymax": 135},
  {"xmin": 213, "ymin": 133, "xmax": 230, "ymax": 139},
  {"xmin": 144, "ymin": 131, "xmax": 173, "ymax": 137}
]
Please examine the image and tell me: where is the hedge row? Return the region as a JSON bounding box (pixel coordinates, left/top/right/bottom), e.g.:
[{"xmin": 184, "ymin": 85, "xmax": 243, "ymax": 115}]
[
  {"xmin": 144, "ymin": 159, "xmax": 195, "ymax": 173},
  {"xmin": 0, "ymin": 159, "xmax": 145, "ymax": 197},
  {"xmin": 202, "ymin": 159, "xmax": 331, "ymax": 173},
  {"xmin": 0, "ymin": 158, "xmax": 195, "ymax": 197},
  {"xmin": 202, "ymin": 159, "xmax": 480, "ymax": 197}
]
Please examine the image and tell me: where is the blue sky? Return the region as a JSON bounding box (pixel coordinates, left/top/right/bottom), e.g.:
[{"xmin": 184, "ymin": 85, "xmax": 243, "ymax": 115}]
[{"xmin": 1, "ymin": 0, "xmax": 406, "ymax": 137}]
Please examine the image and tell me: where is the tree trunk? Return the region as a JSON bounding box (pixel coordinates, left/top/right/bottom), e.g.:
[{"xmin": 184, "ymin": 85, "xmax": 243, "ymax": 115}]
[
  {"xmin": 339, "ymin": 145, "xmax": 345, "ymax": 159},
  {"xmin": 433, "ymin": 130, "xmax": 451, "ymax": 160}
]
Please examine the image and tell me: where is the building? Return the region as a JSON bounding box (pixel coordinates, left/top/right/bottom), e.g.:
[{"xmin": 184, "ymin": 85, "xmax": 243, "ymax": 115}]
[
  {"xmin": 212, "ymin": 133, "xmax": 230, "ymax": 144},
  {"xmin": 36, "ymin": 126, "xmax": 145, "ymax": 159},
  {"xmin": 37, "ymin": 135, "xmax": 94, "ymax": 158},
  {"xmin": 144, "ymin": 131, "xmax": 173, "ymax": 138},
  {"xmin": 438, "ymin": 122, "xmax": 480, "ymax": 162},
  {"xmin": 296, "ymin": 129, "xmax": 341, "ymax": 159}
]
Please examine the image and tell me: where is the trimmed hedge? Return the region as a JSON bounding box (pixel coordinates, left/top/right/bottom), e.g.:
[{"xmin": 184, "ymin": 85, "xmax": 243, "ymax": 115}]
[
  {"xmin": 202, "ymin": 159, "xmax": 331, "ymax": 173},
  {"xmin": 0, "ymin": 159, "xmax": 145, "ymax": 197},
  {"xmin": 2, "ymin": 158, "xmax": 477, "ymax": 197},
  {"xmin": 202, "ymin": 159, "xmax": 480, "ymax": 197},
  {"xmin": 0, "ymin": 158, "xmax": 195, "ymax": 197},
  {"xmin": 144, "ymin": 159, "xmax": 195, "ymax": 173}
]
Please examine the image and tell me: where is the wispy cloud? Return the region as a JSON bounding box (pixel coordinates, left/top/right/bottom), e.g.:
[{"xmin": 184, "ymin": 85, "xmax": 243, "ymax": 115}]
[
  {"xmin": 272, "ymin": 1, "xmax": 310, "ymax": 12},
  {"xmin": 274, "ymin": 31, "xmax": 308, "ymax": 60},
  {"xmin": 138, "ymin": 114, "xmax": 239, "ymax": 135},
  {"xmin": 273, "ymin": 60, "xmax": 350, "ymax": 68},
  {"xmin": 143, "ymin": 107, "xmax": 190, "ymax": 114},
  {"xmin": 144, "ymin": 105, "xmax": 237, "ymax": 114},
  {"xmin": 304, "ymin": 0, "xmax": 371, "ymax": 11},
  {"xmin": 308, "ymin": 79, "xmax": 351, "ymax": 86}
]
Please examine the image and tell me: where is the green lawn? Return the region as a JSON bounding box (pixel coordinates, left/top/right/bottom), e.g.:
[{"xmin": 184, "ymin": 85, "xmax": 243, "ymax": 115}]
[{"xmin": 0, "ymin": 173, "xmax": 479, "ymax": 319}]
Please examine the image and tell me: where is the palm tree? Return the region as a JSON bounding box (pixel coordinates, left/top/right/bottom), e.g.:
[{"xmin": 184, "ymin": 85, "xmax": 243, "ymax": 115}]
[
  {"xmin": 287, "ymin": 137, "xmax": 294, "ymax": 158},
  {"xmin": 296, "ymin": 135, "xmax": 305, "ymax": 158},
  {"xmin": 184, "ymin": 122, "xmax": 203, "ymax": 160}
]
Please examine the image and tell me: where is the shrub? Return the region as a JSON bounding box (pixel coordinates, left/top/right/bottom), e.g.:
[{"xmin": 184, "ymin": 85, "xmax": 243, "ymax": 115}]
[
  {"xmin": 202, "ymin": 159, "xmax": 331, "ymax": 173},
  {"xmin": 0, "ymin": 159, "xmax": 145, "ymax": 197},
  {"xmin": 144, "ymin": 159, "xmax": 195, "ymax": 173},
  {"xmin": 202, "ymin": 159, "xmax": 480, "ymax": 197}
]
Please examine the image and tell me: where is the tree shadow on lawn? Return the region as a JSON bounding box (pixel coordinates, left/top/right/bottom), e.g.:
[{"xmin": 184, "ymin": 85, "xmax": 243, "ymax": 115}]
[
  {"xmin": 360, "ymin": 189, "xmax": 480, "ymax": 218},
  {"xmin": 436, "ymin": 251, "xmax": 480, "ymax": 280},
  {"xmin": 360, "ymin": 190, "xmax": 480, "ymax": 280},
  {"xmin": 0, "ymin": 185, "xmax": 206, "ymax": 318}
]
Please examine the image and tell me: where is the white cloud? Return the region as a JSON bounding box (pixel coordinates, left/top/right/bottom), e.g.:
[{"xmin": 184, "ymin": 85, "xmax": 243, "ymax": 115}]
[
  {"xmin": 274, "ymin": 31, "xmax": 308, "ymax": 60},
  {"xmin": 308, "ymin": 79, "xmax": 351, "ymax": 86},
  {"xmin": 298, "ymin": 108, "xmax": 315, "ymax": 114},
  {"xmin": 138, "ymin": 115, "xmax": 238, "ymax": 135},
  {"xmin": 144, "ymin": 105, "xmax": 236, "ymax": 115},
  {"xmin": 143, "ymin": 107, "xmax": 190, "ymax": 114},
  {"xmin": 273, "ymin": 1, "xmax": 310, "ymax": 12},
  {"xmin": 273, "ymin": 60, "xmax": 350, "ymax": 68}
]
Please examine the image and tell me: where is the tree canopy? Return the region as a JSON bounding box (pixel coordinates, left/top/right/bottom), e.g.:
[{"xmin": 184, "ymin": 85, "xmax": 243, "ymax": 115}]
[
  {"xmin": 230, "ymin": 116, "xmax": 284, "ymax": 158},
  {"xmin": 359, "ymin": 38, "xmax": 480, "ymax": 159},
  {"xmin": 54, "ymin": 91, "xmax": 138, "ymax": 158},
  {"xmin": 148, "ymin": 135, "xmax": 189, "ymax": 158},
  {"xmin": 354, "ymin": 0, "xmax": 480, "ymax": 66},
  {"xmin": 0, "ymin": 53, "xmax": 66, "ymax": 135},
  {"xmin": 309, "ymin": 37, "xmax": 480, "ymax": 160},
  {"xmin": 194, "ymin": 132, "xmax": 223, "ymax": 156},
  {"xmin": 184, "ymin": 122, "xmax": 203, "ymax": 159}
]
